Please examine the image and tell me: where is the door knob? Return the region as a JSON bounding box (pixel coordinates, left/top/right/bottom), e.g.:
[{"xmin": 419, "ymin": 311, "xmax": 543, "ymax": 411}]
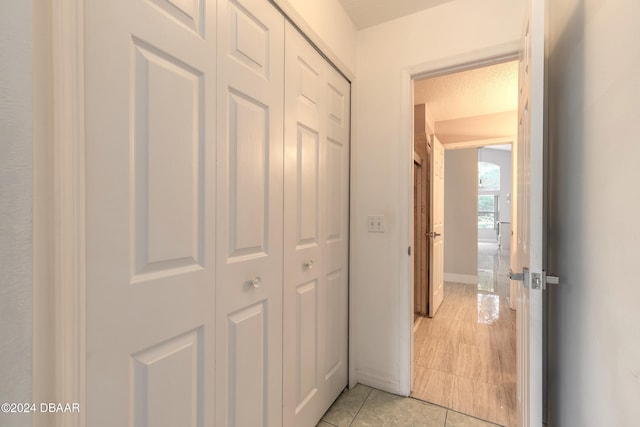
[
  {"xmin": 249, "ymin": 276, "xmax": 261, "ymax": 289},
  {"xmin": 304, "ymin": 260, "xmax": 314, "ymax": 271}
]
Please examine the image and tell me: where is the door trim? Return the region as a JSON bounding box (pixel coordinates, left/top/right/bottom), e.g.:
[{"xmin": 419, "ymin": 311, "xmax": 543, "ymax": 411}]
[
  {"xmin": 51, "ymin": 1, "xmax": 86, "ymax": 426},
  {"xmin": 402, "ymin": 43, "xmax": 520, "ymax": 395}
]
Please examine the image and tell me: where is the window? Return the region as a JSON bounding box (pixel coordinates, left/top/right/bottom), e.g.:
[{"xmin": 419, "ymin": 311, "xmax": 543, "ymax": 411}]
[
  {"xmin": 478, "ymin": 194, "xmax": 498, "ymax": 229},
  {"xmin": 478, "ymin": 161, "xmax": 500, "ymax": 229}
]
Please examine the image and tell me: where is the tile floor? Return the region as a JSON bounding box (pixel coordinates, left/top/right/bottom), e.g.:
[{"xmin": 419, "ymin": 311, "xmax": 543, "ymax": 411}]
[
  {"xmin": 318, "ymin": 384, "xmax": 501, "ymax": 427},
  {"xmin": 411, "ymin": 242, "xmax": 516, "ymax": 426}
]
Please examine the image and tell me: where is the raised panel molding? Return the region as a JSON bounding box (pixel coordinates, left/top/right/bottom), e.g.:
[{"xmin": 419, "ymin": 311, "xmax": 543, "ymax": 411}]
[
  {"xmin": 228, "ymin": 303, "xmax": 268, "ymax": 427},
  {"xmin": 131, "ymin": 38, "xmax": 205, "ymax": 283},
  {"xmin": 296, "ymin": 280, "xmax": 318, "ymax": 410},
  {"xmin": 229, "ymin": 0, "xmax": 269, "ymax": 78},
  {"xmin": 227, "ymin": 89, "xmax": 269, "ymax": 260},
  {"xmin": 324, "ymin": 270, "xmax": 344, "ymax": 379},
  {"xmin": 327, "ymin": 83, "xmax": 344, "ymax": 126},
  {"xmin": 131, "ymin": 328, "xmax": 203, "ymax": 427},
  {"xmin": 297, "ymin": 124, "xmax": 320, "ymax": 248},
  {"xmin": 299, "ymin": 57, "xmax": 319, "ymax": 105},
  {"xmin": 147, "ymin": 0, "xmax": 204, "ymax": 36},
  {"xmin": 326, "ymin": 138, "xmax": 344, "ymax": 242}
]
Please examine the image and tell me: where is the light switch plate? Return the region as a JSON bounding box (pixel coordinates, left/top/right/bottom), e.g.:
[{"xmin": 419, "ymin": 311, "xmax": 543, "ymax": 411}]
[{"xmin": 367, "ymin": 215, "xmax": 385, "ymax": 233}]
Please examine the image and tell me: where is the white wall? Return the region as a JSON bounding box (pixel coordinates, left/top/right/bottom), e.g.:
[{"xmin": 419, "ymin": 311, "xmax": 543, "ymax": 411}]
[
  {"xmin": 547, "ymin": 0, "xmax": 640, "ymax": 425},
  {"xmin": 0, "ymin": 1, "xmax": 33, "ymax": 426},
  {"xmin": 353, "ymin": 0, "xmax": 525, "ymax": 394},
  {"xmin": 444, "ymin": 148, "xmax": 477, "ymax": 280}
]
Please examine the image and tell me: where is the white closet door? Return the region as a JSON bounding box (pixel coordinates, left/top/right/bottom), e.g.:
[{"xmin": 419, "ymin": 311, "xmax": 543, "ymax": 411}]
[
  {"xmin": 283, "ymin": 22, "xmax": 350, "ymax": 427},
  {"xmin": 215, "ymin": 0, "xmax": 284, "ymax": 426},
  {"xmin": 322, "ymin": 44, "xmax": 351, "ymax": 408},
  {"xmin": 283, "ymin": 23, "xmax": 325, "ymax": 427},
  {"xmin": 84, "ymin": 0, "xmax": 216, "ymax": 425}
]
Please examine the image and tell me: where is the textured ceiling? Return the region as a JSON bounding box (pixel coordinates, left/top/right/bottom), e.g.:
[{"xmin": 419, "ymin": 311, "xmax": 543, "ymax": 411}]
[
  {"xmin": 414, "ymin": 61, "xmax": 519, "ymax": 122},
  {"xmin": 337, "ymin": 0, "xmax": 456, "ymax": 29}
]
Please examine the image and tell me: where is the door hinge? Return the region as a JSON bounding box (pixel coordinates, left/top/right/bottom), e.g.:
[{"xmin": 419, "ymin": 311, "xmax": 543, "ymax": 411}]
[{"xmin": 408, "ymin": 246, "xmax": 411, "ymax": 256}]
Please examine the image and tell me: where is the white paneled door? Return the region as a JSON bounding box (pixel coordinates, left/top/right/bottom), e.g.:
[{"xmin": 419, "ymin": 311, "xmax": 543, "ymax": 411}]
[
  {"xmin": 84, "ymin": 0, "xmax": 216, "ymax": 425},
  {"xmin": 428, "ymin": 136, "xmax": 445, "ymax": 317},
  {"xmin": 516, "ymin": 0, "xmax": 546, "ymax": 425},
  {"xmin": 283, "ymin": 23, "xmax": 350, "ymax": 427},
  {"xmin": 84, "ymin": 1, "xmax": 348, "ymax": 425},
  {"xmin": 215, "ymin": 0, "xmax": 284, "ymax": 426}
]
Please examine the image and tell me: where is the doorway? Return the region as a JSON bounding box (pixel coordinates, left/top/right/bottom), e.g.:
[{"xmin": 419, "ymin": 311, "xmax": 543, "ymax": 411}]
[{"xmin": 410, "ymin": 60, "xmax": 519, "ymax": 426}]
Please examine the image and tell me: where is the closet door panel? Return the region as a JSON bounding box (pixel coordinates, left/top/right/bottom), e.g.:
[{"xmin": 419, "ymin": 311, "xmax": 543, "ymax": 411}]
[
  {"xmin": 215, "ymin": 0, "xmax": 284, "ymax": 426},
  {"xmin": 84, "ymin": 0, "xmax": 216, "ymax": 424},
  {"xmin": 283, "ymin": 22, "xmax": 350, "ymax": 427},
  {"xmin": 283, "ymin": 22, "xmax": 325, "ymax": 427},
  {"xmin": 322, "ymin": 65, "xmax": 350, "ymax": 399}
]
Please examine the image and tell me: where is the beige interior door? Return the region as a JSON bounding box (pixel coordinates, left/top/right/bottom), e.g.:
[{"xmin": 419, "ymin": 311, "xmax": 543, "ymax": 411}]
[
  {"xmin": 283, "ymin": 22, "xmax": 350, "ymax": 427},
  {"xmin": 515, "ymin": 0, "xmax": 546, "ymax": 425},
  {"xmin": 428, "ymin": 135, "xmax": 445, "ymax": 317},
  {"xmin": 215, "ymin": 0, "xmax": 284, "ymax": 425},
  {"xmin": 84, "ymin": 0, "xmax": 216, "ymax": 425}
]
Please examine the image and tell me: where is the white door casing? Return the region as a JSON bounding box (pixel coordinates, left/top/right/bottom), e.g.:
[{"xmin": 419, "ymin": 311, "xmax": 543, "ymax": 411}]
[
  {"xmin": 283, "ymin": 22, "xmax": 350, "ymax": 427},
  {"xmin": 215, "ymin": 0, "xmax": 284, "ymax": 426},
  {"xmin": 84, "ymin": 0, "xmax": 216, "ymax": 425},
  {"xmin": 428, "ymin": 135, "xmax": 445, "ymax": 317},
  {"xmin": 516, "ymin": 0, "xmax": 545, "ymax": 425}
]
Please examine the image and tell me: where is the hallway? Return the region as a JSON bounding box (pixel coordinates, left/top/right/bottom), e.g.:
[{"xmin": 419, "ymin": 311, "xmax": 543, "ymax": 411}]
[{"xmin": 411, "ymin": 242, "xmax": 516, "ymax": 426}]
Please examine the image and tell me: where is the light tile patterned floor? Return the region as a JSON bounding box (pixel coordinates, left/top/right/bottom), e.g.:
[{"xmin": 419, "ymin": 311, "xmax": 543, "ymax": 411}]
[
  {"xmin": 318, "ymin": 384, "xmax": 501, "ymax": 427},
  {"xmin": 411, "ymin": 243, "xmax": 516, "ymax": 426}
]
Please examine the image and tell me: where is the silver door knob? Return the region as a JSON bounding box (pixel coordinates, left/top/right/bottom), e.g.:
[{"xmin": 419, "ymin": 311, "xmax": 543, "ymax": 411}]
[
  {"xmin": 304, "ymin": 260, "xmax": 314, "ymax": 270},
  {"xmin": 249, "ymin": 276, "xmax": 261, "ymax": 288}
]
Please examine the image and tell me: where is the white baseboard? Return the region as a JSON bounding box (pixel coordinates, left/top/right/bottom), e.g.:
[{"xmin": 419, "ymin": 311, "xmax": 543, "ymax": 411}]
[{"xmin": 443, "ymin": 273, "xmax": 478, "ymax": 284}]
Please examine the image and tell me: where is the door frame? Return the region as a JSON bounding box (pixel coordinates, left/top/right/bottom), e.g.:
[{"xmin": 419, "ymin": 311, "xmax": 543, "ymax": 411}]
[
  {"xmin": 49, "ymin": 1, "xmax": 86, "ymax": 427},
  {"xmin": 402, "ymin": 46, "xmax": 519, "ymax": 394}
]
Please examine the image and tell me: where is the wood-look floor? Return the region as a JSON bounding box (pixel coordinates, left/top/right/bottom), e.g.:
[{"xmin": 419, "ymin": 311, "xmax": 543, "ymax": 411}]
[{"xmin": 412, "ymin": 243, "xmax": 516, "ymax": 427}]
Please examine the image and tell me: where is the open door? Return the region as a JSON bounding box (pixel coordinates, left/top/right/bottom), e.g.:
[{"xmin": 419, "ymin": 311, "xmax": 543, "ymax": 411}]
[
  {"xmin": 414, "ymin": 154, "xmax": 424, "ymax": 317},
  {"xmin": 514, "ymin": 0, "xmax": 546, "ymax": 425},
  {"xmin": 428, "ymin": 135, "xmax": 444, "ymax": 317}
]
